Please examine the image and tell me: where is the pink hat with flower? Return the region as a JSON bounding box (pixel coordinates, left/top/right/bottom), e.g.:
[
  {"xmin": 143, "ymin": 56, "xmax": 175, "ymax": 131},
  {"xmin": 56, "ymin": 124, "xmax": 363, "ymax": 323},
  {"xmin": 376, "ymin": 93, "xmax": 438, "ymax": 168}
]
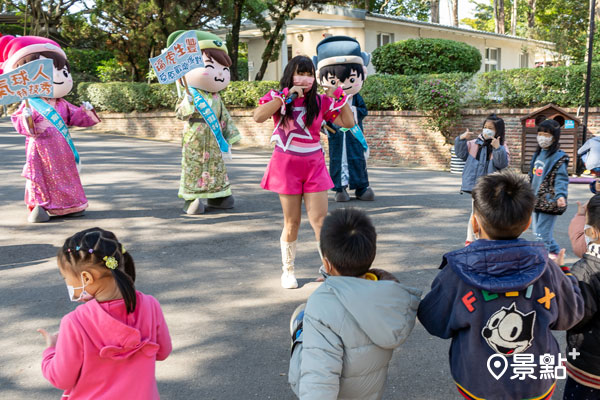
[{"xmin": 0, "ymin": 35, "xmax": 66, "ymax": 73}]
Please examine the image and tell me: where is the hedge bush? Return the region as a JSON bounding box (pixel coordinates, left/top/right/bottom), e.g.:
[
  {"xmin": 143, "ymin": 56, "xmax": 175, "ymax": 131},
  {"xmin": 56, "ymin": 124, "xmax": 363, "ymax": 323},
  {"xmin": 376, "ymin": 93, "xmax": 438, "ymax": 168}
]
[
  {"xmin": 360, "ymin": 72, "xmax": 473, "ymax": 111},
  {"xmin": 64, "ymin": 48, "xmax": 114, "ymax": 80},
  {"xmin": 77, "ymin": 80, "xmax": 280, "ymax": 112},
  {"xmin": 74, "ymin": 62, "xmax": 600, "ymax": 114},
  {"xmin": 372, "ymin": 38, "xmax": 482, "ymax": 75}
]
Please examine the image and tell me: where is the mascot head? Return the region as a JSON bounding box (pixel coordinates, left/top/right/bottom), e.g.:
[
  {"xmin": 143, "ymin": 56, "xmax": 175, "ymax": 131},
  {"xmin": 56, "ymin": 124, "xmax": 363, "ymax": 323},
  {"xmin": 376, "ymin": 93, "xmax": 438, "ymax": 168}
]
[
  {"xmin": 168, "ymin": 30, "xmax": 232, "ymax": 93},
  {"xmin": 313, "ymin": 36, "xmax": 370, "ymax": 96},
  {"xmin": 0, "ymin": 35, "xmax": 72, "ymax": 98}
]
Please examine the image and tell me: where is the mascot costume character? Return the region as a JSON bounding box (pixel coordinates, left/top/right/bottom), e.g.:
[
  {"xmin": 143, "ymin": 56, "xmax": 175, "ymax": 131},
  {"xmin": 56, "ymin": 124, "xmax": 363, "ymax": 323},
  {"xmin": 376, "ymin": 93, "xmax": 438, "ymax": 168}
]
[
  {"xmin": 2, "ymin": 35, "xmax": 100, "ymax": 223},
  {"xmin": 168, "ymin": 30, "xmax": 241, "ymax": 215},
  {"xmin": 314, "ymin": 36, "xmax": 374, "ymax": 202}
]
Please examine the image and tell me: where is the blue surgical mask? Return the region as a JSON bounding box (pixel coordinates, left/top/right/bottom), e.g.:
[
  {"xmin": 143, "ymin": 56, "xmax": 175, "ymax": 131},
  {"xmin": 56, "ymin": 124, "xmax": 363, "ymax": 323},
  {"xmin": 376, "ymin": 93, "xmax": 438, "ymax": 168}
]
[{"xmin": 67, "ymin": 275, "xmax": 90, "ymax": 302}]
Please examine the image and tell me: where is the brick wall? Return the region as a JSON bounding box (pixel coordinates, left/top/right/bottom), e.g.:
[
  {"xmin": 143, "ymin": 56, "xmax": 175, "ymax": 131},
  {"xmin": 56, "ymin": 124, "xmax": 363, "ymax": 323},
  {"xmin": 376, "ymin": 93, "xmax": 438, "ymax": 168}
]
[{"xmin": 87, "ymin": 107, "xmax": 600, "ymax": 170}]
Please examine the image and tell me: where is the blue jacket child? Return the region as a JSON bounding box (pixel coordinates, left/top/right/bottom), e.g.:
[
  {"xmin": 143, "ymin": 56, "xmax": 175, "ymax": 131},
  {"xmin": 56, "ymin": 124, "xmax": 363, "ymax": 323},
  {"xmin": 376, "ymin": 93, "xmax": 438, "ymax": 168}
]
[
  {"xmin": 455, "ymin": 114, "xmax": 509, "ymax": 244},
  {"xmin": 528, "ymin": 119, "xmax": 569, "ymax": 255},
  {"xmin": 418, "ymin": 171, "xmax": 584, "ymax": 400},
  {"xmin": 454, "ymin": 118, "xmax": 510, "ymax": 194}
]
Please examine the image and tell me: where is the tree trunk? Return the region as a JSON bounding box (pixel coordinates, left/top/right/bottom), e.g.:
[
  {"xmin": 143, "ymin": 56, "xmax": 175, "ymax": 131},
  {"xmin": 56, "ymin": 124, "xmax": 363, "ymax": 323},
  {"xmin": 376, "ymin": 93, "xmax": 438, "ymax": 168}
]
[
  {"xmin": 430, "ymin": 0, "xmax": 439, "ymax": 23},
  {"xmin": 255, "ymin": 20, "xmax": 284, "ymax": 81},
  {"xmin": 451, "ymin": 0, "xmax": 458, "ymax": 27},
  {"xmin": 527, "ymin": 0, "xmax": 536, "ymax": 38},
  {"xmin": 229, "ymin": 0, "xmax": 245, "ymax": 81},
  {"xmin": 511, "ymin": 0, "xmax": 518, "ymax": 35},
  {"xmin": 255, "ymin": 2, "xmax": 294, "ymax": 81},
  {"xmin": 494, "ymin": 0, "xmax": 505, "ymax": 34}
]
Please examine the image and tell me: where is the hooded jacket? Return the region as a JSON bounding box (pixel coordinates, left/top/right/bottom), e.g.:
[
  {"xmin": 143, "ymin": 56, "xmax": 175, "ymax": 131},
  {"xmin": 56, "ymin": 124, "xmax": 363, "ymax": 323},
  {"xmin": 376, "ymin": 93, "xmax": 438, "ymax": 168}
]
[
  {"xmin": 288, "ymin": 276, "xmax": 421, "ymax": 400},
  {"xmin": 455, "ymin": 136, "xmax": 510, "ymax": 193},
  {"xmin": 566, "ymin": 253, "xmax": 600, "ymax": 377},
  {"xmin": 42, "ymin": 291, "xmax": 172, "ymax": 399},
  {"xmin": 418, "ymin": 239, "xmax": 584, "ymax": 400}
]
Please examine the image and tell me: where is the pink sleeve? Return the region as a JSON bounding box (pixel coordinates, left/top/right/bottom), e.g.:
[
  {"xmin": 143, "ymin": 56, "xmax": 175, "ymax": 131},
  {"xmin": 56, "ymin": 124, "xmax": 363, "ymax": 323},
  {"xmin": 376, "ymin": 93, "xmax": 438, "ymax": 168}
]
[
  {"xmin": 569, "ymin": 213, "xmax": 587, "ymax": 258},
  {"xmin": 11, "ymin": 102, "xmax": 46, "ymax": 137},
  {"xmin": 41, "ymin": 314, "xmax": 84, "ymax": 390},
  {"xmin": 154, "ymin": 301, "xmax": 172, "ymax": 361},
  {"xmin": 258, "ymin": 90, "xmax": 275, "ymax": 105},
  {"xmin": 62, "ymin": 99, "xmax": 100, "ymax": 128},
  {"xmin": 321, "ymin": 95, "xmax": 341, "ymax": 123}
]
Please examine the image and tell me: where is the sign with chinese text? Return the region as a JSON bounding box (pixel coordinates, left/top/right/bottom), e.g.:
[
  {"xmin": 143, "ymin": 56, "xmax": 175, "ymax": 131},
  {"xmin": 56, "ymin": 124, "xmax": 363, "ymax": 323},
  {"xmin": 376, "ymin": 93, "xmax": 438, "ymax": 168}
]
[
  {"xmin": 150, "ymin": 31, "xmax": 203, "ymax": 84},
  {"xmin": 526, "ymin": 119, "xmax": 536, "ymax": 128},
  {"xmin": 564, "ymin": 120, "xmax": 575, "ymax": 129},
  {"xmin": 0, "ymin": 59, "xmax": 53, "ymax": 105}
]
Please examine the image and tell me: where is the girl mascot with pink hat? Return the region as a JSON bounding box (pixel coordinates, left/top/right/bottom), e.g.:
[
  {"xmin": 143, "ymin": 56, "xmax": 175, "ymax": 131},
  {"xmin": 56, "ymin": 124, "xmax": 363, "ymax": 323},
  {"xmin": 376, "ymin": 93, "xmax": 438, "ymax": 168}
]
[{"xmin": 1, "ymin": 35, "xmax": 100, "ymax": 223}]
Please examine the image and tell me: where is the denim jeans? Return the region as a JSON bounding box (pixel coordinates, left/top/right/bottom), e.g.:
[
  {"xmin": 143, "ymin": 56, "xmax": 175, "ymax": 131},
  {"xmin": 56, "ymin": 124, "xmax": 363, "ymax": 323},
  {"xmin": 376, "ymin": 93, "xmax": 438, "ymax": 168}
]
[{"xmin": 533, "ymin": 211, "xmax": 560, "ymax": 254}]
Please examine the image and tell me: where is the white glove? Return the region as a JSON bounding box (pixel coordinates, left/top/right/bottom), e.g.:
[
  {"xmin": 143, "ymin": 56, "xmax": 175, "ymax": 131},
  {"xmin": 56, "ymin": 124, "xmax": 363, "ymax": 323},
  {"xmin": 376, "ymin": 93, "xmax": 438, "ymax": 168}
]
[
  {"xmin": 364, "ymin": 147, "xmax": 370, "ymax": 161},
  {"xmin": 82, "ymin": 101, "xmax": 94, "ymax": 111},
  {"xmin": 221, "ymin": 149, "xmax": 233, "ymax": 161},
  {"xmin": 22, "ymin": 107, "xmax": 32, "ymax": 118},
  {"xmin": 187, "ymin": 94, "xmax": 194, "ymax": 103}
]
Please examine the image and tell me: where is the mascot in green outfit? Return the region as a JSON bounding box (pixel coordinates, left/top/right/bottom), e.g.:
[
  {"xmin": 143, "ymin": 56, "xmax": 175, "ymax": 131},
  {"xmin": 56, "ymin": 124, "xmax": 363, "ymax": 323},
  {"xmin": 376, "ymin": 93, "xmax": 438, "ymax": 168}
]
[{"xmin": 167, "ymin": 30, "xmax": 241, "ymax": 214}]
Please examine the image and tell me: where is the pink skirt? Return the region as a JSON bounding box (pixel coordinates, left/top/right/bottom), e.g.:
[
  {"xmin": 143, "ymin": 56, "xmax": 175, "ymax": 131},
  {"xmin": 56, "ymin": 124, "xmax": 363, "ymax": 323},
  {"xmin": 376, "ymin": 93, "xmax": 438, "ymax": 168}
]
[{"xmin": 261, "ymin": 149, "xmax": 334, "ymax": 195}]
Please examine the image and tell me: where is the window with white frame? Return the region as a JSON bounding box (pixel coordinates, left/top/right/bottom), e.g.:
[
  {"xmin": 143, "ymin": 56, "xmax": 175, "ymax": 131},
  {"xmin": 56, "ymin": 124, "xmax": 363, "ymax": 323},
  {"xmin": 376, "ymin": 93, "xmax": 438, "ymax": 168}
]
[
  {"xmin": 520, "ymin": 53, "xmax": 529, "ymax": 68},
  {"xmin": 485, "ymin": 47, "xmax": 501, "ymax": 72},
  {"xmin": 377, "ymin": 33, "xmax": 393, "ymax": 48}
]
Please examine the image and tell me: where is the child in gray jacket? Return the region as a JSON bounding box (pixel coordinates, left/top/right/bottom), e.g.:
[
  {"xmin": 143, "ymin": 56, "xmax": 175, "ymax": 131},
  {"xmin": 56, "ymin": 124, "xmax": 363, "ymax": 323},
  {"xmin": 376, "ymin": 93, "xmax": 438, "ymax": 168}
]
[{"xmin": 288, "ymin": 208, "xmax": 421, "ymax": 400}]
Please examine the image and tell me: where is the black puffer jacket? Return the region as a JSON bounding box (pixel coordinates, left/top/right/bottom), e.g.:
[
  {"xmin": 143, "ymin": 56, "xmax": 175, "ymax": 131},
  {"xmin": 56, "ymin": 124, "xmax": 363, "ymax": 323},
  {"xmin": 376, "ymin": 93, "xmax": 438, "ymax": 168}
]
[{"xmin": 567, "ymin": 254, "xmax": 600, "ymax": 375}]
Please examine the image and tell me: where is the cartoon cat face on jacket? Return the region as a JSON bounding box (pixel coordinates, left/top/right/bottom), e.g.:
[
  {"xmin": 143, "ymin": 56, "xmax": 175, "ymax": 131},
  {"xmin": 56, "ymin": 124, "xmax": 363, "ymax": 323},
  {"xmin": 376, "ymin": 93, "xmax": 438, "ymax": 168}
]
[
  {"xmin": 184, "ymin": 53, "xmax": 230, "ymax": 93},
  {"xmin": 482, "ymin": 302, "xmax": 536, "ymax": 356}
]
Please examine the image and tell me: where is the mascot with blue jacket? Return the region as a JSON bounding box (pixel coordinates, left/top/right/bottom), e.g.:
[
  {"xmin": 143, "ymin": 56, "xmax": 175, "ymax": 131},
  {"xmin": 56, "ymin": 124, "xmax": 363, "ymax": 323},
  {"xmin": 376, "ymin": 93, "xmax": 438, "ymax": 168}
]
[{"xmin": 314, "ymin": 36, "xmax": 374, "ymax": 202}]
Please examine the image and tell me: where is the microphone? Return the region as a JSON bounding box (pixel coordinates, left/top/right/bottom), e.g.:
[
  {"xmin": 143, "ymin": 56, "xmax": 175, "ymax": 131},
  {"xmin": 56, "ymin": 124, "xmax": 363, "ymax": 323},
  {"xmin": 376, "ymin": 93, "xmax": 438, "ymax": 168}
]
[{"xmin": 285, "ymin": 92, "xmax": 298, "ymax": 104}]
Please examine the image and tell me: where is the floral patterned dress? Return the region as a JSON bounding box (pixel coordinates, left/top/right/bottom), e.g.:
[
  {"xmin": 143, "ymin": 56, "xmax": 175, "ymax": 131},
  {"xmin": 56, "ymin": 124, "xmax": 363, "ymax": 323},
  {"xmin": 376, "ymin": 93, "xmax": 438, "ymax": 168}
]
[{"xmin": 176, "ymin": 89, "xmax": 240, "ymax": 200}]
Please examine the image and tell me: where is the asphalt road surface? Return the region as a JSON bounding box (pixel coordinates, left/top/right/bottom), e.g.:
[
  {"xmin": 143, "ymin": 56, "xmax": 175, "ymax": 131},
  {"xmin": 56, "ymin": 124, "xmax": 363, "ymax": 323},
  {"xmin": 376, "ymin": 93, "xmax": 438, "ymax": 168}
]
[{"xmin": 0, "ymin": 120, "xmax": 589, "ymax": 399}]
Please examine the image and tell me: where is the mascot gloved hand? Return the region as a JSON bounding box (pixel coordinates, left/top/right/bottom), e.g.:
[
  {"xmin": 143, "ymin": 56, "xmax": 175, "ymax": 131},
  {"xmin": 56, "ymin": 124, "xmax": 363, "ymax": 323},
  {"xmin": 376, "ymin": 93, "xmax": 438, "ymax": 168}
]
[
  {"xmin": 0, "ymin": 35, "xmax": 100, "ymax": 223},
  {"xmin": 168, "ymin": 30, "xmax": 241, "ymax": 215},
  {"xmin": 314, "ymin": 36, "xmax": 374, "ymax": 202}
]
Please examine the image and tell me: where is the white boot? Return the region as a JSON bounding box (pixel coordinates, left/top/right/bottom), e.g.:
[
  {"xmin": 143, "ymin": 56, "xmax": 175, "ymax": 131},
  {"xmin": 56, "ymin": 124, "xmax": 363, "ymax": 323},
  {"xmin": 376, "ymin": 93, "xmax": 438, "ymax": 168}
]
[{"xmin": 281, "ymin": 239, "xmax": 298, "ymax": 289}]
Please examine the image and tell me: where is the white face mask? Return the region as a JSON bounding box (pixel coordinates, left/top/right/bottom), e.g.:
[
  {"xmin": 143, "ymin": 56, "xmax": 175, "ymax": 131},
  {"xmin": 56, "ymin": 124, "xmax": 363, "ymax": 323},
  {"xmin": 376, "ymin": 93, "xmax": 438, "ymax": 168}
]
[
  {"xmin": 585, "ymin": 224, "xmax": 595, "ymax": 246},
  {"xmin": 67, "ymin": 275, "xmax": 90, "ymax": 302},
  {"xmin": 537, "ymin": 135, "xmax": 554, "ymax": 149},
  {"xmin": 482, "ymin": 128, "xmax": 495, "ymax": 140}
]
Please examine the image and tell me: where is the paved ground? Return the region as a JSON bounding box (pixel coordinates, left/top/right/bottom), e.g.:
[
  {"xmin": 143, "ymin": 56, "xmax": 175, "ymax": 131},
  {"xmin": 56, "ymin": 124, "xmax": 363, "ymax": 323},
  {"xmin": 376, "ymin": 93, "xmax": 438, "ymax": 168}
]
[{"xmin": 0, "ymin": 119, "xmax": 591, "ymax": 399}]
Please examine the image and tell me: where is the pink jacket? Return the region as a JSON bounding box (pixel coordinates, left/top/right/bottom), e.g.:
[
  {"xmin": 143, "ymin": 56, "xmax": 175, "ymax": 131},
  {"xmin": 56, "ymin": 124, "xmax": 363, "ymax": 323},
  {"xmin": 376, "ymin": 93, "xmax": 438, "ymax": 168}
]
[
  {"xmin": 569, "ymin": 213, "xmax": 587, "ymax": 259},
  {"xmin": 42, "ymin": 291, "xmax": 172, "ymax": 399}
]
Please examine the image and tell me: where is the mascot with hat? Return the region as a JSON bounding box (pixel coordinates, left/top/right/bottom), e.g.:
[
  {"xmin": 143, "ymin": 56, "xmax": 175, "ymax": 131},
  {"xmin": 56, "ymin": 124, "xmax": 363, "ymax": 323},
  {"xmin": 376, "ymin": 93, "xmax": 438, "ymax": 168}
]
[
  {"xmin": 314, "ymin": 36, "xmax": 374, "ymax": 202},
  {"xmin": 168, "ymin": 30, "xmax": 241, "ymax": 215},
  {"xmin": 2, "ymin": 35, "xmax": 100, "ymax": 223}
]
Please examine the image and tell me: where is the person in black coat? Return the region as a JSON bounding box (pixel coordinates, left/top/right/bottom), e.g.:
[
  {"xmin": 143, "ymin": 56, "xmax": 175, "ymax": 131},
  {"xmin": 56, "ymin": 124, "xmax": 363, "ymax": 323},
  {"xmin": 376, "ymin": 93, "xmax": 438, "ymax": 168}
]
[{"xmin": 564, "ymin": 193, "xmax": 600, "ymax": 398}]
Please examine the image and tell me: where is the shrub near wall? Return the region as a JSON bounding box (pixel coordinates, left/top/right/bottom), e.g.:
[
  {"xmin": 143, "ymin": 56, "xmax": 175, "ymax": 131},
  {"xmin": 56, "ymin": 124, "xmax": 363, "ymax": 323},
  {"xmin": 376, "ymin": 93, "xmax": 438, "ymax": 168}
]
[{"xmin": 372, "ymin": 38, "xmax": 482, "ymax": 75}]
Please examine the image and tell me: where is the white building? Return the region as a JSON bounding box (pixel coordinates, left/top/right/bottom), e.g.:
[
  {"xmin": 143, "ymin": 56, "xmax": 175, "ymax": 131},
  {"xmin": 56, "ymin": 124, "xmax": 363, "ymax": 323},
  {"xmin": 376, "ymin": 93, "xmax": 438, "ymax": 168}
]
[{"xmin": 212, "ymin": 5, "xmax": 555, "ymax": 81}]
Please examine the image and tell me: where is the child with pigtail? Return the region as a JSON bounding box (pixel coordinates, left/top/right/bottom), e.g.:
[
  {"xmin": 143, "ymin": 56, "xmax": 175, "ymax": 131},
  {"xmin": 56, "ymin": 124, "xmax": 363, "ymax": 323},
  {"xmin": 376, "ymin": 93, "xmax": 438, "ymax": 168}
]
[{"xmin": 37, "ymin": 227, "xmax": 171, "ymax": 399}]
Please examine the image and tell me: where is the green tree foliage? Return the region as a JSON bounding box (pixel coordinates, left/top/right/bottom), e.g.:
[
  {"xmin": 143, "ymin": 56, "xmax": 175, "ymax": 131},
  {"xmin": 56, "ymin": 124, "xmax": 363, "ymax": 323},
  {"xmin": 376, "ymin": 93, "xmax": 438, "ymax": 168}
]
[
  {"xmin": 372, "ymin": 38, "xmax": 482, "ymax": 74},
  {"xmin": 90, "ymin": 0, "xmax": 221, "ymax": 81},
  {"xmin": 462, "ymin": 0, "xmax": 591, "ymax": 64}
]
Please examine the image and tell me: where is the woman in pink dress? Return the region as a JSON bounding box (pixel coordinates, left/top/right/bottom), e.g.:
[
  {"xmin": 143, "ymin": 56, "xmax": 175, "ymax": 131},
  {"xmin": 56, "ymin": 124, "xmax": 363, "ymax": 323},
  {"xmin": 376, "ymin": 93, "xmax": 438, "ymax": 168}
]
[
  {"xmin": 0, "ymin": 35, "xmax": 100, "ymax": 223},
  {"xmin": 253, "ymin": 55, "xmax": 355, "ymax": 288}
]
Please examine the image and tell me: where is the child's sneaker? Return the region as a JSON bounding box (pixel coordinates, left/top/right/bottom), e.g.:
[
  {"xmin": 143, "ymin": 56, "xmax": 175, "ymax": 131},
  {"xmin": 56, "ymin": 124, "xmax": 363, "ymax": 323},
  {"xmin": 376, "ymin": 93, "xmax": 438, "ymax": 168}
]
[{"xmin": 281, "ymin": 267, "xmax": 298, "ymax": 289}]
